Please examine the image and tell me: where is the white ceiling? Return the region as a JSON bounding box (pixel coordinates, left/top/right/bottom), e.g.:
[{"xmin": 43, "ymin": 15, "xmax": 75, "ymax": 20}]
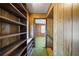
[{"xmin": 26, "ymin": 3, "xmax": 50, "ymax": 13}]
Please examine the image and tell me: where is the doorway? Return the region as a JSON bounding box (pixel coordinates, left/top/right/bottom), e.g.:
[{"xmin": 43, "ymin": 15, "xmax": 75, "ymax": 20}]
[
  {"xmin": 32, "ymin": 18, "xmax": 47, "ymax": 56},
  {"xmin": 34, "ymin": 18, "xmax": 46, "ymax": 48}
]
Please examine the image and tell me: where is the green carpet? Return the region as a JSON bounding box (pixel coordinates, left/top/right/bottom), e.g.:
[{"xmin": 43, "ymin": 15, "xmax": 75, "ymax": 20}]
[
  {"xmin": 32, "ymin": 48, "xmax": 47, "ymax": 56},
  {"xmin": 35, "ymin": 37, "xmax": 46, "ymax": 48},
  {"xmin": 32, "ymin": 37, "xmax": 47, "ymax": 56}
]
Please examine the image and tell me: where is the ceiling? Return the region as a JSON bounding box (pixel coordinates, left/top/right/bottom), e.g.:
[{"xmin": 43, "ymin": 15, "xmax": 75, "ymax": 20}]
[{"xmin": 26, "ymin": 3, "xmax": 50, "ymax": 13}]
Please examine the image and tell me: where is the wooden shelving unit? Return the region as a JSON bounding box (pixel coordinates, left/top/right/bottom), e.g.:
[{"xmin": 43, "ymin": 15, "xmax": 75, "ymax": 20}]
[
  {"xmin": 18, "ymin": 46, "xmax": 27, "ymax": 56},
  {"xmin": 0, "ymin": 3, "xmax": 27, "ymax": 56},
  {"xmin": 0, "ymin": 16, "xmax": 26, "ymax": 26},
  {"xmin": 0, "ymin": 39, "xmax": 26, "ymax": 56},
  {"xmin": 12, "ymin": 3, "xmax": 27, "ymax": 13},
  {"xmin": 27, "ymin": 38, "xmax": 34, "ymax": 56},
  {"xmin": 0, "ymin": 32, "xmax": 26, "ymax": 39},
  {"xmin": 0, "ymin": 3, "xmax": 26, "ymax": 19}
]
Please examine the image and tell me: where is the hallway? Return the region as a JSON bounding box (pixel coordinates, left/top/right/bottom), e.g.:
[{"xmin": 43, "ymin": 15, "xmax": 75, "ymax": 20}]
[{"xmin": 1, "ymin": 3, "xmax": 79, "ymax": 56}]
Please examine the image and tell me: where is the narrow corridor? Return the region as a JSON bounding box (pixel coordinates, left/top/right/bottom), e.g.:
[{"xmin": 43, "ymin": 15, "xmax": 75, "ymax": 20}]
[{"xmin": 1, "ymin": 3, "xmax": 79, "ymax": 56}]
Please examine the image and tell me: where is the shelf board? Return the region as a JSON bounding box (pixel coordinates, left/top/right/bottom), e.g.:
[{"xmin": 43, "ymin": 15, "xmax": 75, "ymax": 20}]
[
  {"xmin": 12, "ymin": 3, "xmax": 27, "ymax": 13},
  {"xmin": 18, "ymin": 46, "xmax": 26, "ymax": 56},
  {"xmin": 12, "ymin": 46, "xmax": 26, "ymax": 56},
  {"xmin": 27, "ymin": 38, "xmax": 33, "ymax": 45},
  {"xmin": 0, "ymin": 16, "xmax": 26, "ymax": 26},
  {"xmin": 10, "ymin": 3, "xmax": 26, "ymax": 19},
  {"xmin": 27, "ymin": 46, "xmax": 33, "ymax": 56},
  {"xmin": 0, "ymin": 3, "xmax": 26, "ymax": 19},
  {"xmin": 0, "ymin": 39, "xmax": 26, "ymax": 56},
  {"xmin": 20, "ymin": 3, "xmax": 27, "ymax": 12},
  {"xmin": 27, "ymin": 44, "xmax": 33, "ymax": 51},
  {"xmin": 27, "ymin": 41, "xmax": 33, "ymax": 51},
  {"xmin": 0, "ymin": 32, "xmax": 26, "ymax": 39}
]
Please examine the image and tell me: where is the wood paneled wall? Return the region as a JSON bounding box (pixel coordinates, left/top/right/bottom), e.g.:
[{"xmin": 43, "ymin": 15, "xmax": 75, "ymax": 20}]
[
  {"xmin": 47, "ymin": 18, "xmax": 53, "ymax": 37},
  {"xmin": 47, "ymin": 3, "xmax": 79, "ymax": 56},
  {"xmin": 72, "ymin": 3, "xmax": 79, "ymax": 56}
]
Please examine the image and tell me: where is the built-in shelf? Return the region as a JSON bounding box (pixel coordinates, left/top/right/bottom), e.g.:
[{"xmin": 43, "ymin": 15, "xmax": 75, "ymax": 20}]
[
  {"xmin": 27, "ymin": 45, "xmax": 33, "ymax": 56},
  {"xmin": 12, "ymin": 3, "xmax": 27, "ymax": 13},
  {"xmin": 0, "ymin": 39, "xmax": 26, "ymax": 56},
  {"xmin": 12, "ymin": 46, "xmax": 26, "ymax": 56},
  {"xmin": 10, "ymin": 3, "xmax": 26, "ymax": 19},
  {"xmin": 0, "ymin": 32, "xmax": 26, "ymax": 39},
  {"xmin": 20, "ymin": 3, "xmax": 27, "ymax": 12},
  {"xmin": 27, "ymin": 41, "xmax": 33, "ymax": 51},
  {"xmin": 27, "ymin": 38, "xmax": 34, "ymax": 56},
  {"xmin": 18, "ymin": 46, "xmax": 26, "ymax": 56},
  {"xmin": 0, "ymin": 3, "xmax": 27, "ymax": 56},
  {"xmin": 0, "ymin": 16, "xmax": 26, "ymax": 26},
  {"xmin": 27, "ymin": 38, "xmax": 33, "ymax": 45},
  {"xmin": 0, "ymin": 3, "xmax": 26, "ymax": 19}
]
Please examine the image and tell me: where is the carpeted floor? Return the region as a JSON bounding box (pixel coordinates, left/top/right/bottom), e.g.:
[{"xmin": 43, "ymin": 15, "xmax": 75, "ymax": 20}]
[
  {"xmin": 35, "ymin": 37, "xmax": 46, "ymax": 48},
  {"xmin": 32, "ymin": 48, "xmax": 47, "ymax": 56},
  {"xmin": 32, "ymin": 37, "xmax": 47, "ymax": 56},
  {"xmin": 32, "ymin": 37, "xmax": 53, "ymax": 56}
]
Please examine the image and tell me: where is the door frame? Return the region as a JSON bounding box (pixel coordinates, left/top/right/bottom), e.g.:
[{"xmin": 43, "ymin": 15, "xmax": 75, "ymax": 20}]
[{"xmin": 33, "ymin": 18, "xmax": 47, "ymax": 48}]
